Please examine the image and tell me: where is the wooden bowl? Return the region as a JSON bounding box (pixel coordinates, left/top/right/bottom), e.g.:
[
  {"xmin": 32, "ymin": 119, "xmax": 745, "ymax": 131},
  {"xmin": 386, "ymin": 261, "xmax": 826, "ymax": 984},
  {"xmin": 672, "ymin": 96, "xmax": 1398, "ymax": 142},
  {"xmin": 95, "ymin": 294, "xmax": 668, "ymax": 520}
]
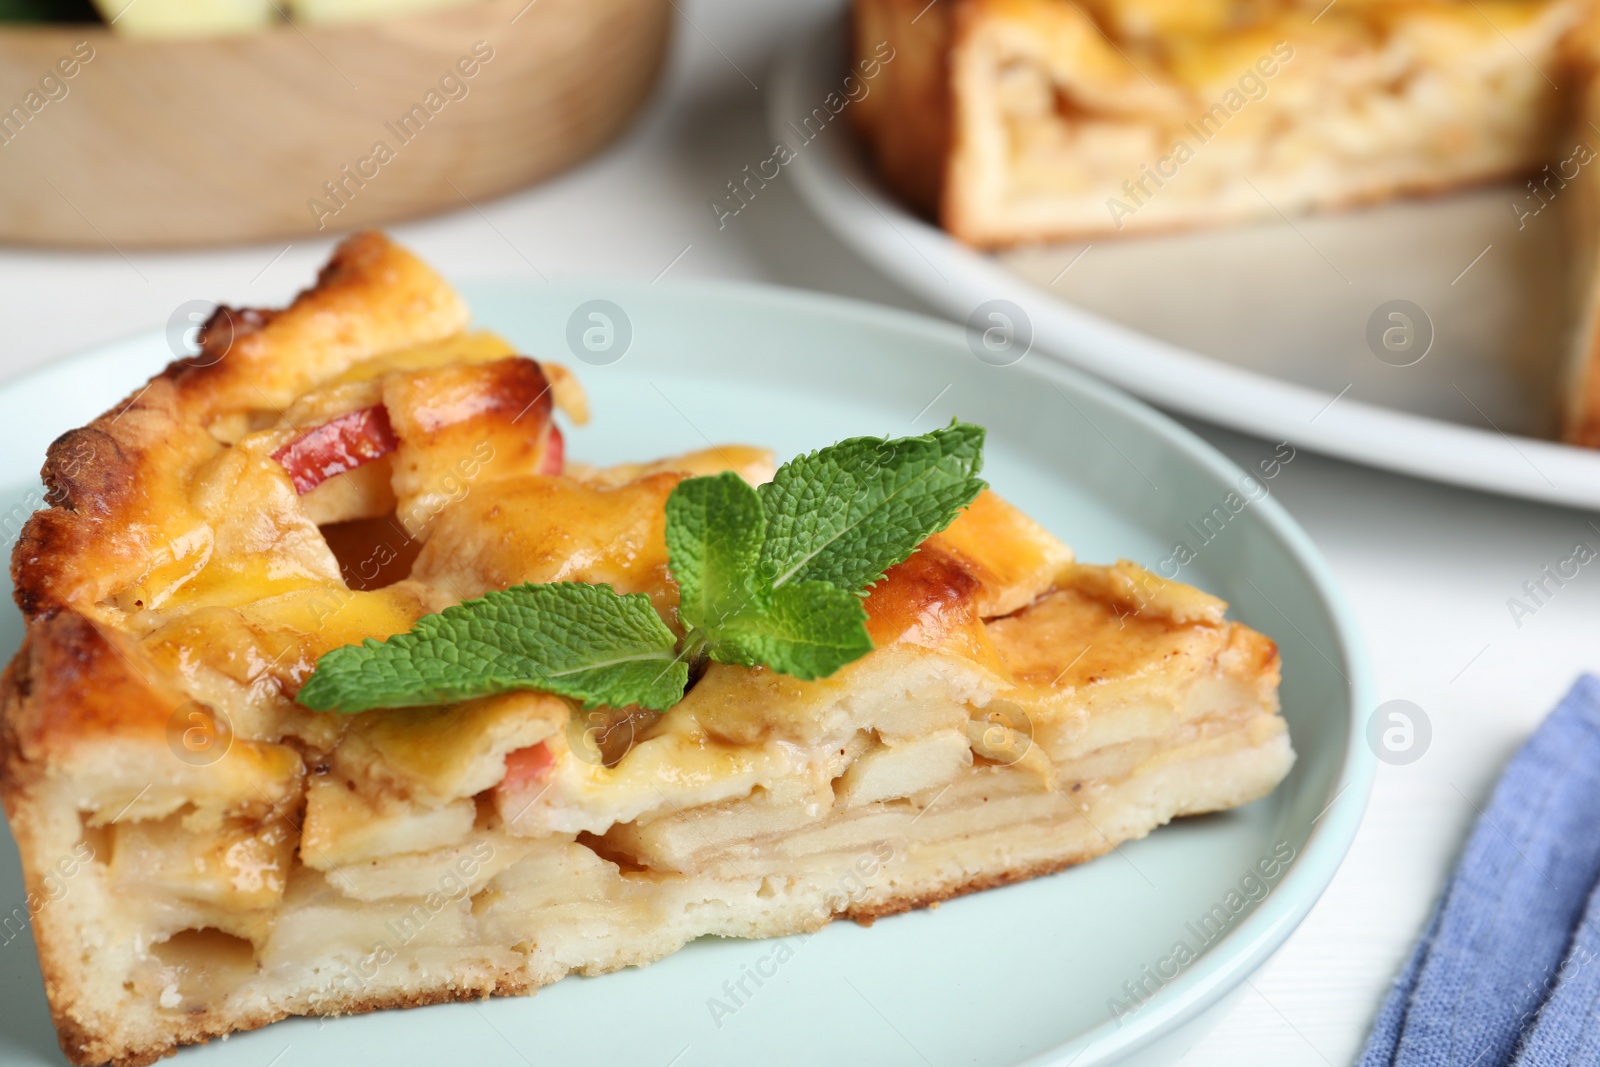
[{"xmin": 0, "ymin": 0, "xmax": 669, "ymax": 248}]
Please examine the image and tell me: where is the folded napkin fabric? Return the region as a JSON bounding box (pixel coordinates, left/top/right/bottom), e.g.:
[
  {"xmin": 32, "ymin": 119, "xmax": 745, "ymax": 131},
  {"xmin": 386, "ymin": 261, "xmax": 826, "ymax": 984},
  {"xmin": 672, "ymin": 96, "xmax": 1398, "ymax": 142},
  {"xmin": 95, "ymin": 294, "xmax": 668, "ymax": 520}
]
[
  {"xmin": 1513, "ymin": 869, "xmax": 1600, "ymax": 1067},
  {"xmin": 1360, "ymin": 675, "xmax": 1600, "ymax": 1067}
]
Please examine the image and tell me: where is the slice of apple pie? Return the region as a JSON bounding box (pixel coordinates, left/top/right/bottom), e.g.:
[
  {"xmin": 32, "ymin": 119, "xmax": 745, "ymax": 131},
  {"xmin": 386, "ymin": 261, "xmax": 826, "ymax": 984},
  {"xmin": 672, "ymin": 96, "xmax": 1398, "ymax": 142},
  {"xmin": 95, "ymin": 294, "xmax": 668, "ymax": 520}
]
[
  {"xmin": 1, "ymin": 233, "xmax": 1293, "ymax": 1067},
  {"xmin": 851, "ymin": 0, "xmax": 1587, "ymax": 245}
]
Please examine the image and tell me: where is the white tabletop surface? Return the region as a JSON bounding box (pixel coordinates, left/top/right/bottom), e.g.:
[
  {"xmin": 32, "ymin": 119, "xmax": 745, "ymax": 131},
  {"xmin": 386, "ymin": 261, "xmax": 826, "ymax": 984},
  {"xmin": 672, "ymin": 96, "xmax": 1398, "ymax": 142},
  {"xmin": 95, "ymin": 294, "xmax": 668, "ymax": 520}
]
[{"xmin": 4, "ymin": 2, "xmax": 1599, "ymax": 1063}]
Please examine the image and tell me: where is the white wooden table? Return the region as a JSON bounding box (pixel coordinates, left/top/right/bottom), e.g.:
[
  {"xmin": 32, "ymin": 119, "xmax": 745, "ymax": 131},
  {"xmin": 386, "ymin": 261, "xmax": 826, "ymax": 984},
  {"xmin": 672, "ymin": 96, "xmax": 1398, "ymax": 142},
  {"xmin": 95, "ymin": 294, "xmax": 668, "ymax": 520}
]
[{"xmin": 2, "ymin": 2, "xmax": 1596, "ymax": 1062}]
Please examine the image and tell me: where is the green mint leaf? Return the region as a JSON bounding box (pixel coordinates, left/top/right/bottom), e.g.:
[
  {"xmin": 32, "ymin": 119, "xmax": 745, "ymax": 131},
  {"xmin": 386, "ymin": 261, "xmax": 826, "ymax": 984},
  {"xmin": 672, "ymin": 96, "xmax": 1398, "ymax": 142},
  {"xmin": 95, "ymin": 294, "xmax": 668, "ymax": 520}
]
[
  {"xmin": 296, "ymin": 582, "xmax": 686, "ymax": 714},
  {"xmin": 665, "ymin": 471, "xmax": 766, "ymax": 634},
  {"xmin": 709, "ymin": 580, "xmax": 874, "ymax": 681},
  {"xmin": 665, "ymin": 471, "xmax": 874, "ymax": 680},
  {"xmin": 757, "ymin": 421, "xmax": 987, "ymax": 594}
]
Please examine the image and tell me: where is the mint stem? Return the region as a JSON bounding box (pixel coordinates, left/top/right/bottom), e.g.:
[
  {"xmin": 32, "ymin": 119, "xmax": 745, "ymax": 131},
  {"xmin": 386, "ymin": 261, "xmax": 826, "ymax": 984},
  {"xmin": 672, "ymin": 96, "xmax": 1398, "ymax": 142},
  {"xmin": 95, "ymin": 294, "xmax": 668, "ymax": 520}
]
[{"xmin": 681, "ymin": 628, "xmax": 712, "ymax": 689}]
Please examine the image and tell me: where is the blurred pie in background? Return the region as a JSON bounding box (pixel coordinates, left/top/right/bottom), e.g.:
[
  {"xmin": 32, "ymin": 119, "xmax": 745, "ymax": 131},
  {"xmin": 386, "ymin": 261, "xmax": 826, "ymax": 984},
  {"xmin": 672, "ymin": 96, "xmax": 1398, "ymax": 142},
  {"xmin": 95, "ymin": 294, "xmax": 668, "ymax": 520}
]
[
  {"xmin": 851, "ymin": 0, "xmax": 1588, "ymax": 245},
  {"xmin": 851, "ymin": 0, "xmax": 1600, "ymax": 447}
]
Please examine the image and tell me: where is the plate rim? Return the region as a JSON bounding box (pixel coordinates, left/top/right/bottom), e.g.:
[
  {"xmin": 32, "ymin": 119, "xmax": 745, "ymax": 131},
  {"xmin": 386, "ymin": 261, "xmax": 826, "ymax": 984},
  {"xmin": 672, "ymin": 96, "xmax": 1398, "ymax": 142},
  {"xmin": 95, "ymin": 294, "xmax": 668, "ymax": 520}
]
[
  {"xmin": 771, "ymin": 18, "xmax": 1600, "ymax": 512},
  {"xmin": 0, "ymin": 275, "xmax": 1377, "ymax": 1067}
]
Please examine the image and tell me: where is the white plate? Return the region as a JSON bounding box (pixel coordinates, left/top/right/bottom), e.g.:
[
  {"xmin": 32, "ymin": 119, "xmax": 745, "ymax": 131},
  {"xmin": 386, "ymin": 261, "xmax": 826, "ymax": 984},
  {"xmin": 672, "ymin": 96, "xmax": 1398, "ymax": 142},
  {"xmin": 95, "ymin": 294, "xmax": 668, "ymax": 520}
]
[
  {"xmin": 772, "ymin": 19, "xmax": 1600, "ymax": 510},
  {"xmin": 0, "ymin": 279, "xmax": 1372, "ymax": 1066}
]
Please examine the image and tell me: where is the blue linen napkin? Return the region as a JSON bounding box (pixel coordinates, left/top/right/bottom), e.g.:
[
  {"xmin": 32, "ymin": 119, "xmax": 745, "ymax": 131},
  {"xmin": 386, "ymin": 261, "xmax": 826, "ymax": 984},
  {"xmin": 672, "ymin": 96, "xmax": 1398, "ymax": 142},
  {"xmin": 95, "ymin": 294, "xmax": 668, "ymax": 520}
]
[{"xmin": 1360, "ymin": 675, "xmax": 1600, "ymax": 1067}]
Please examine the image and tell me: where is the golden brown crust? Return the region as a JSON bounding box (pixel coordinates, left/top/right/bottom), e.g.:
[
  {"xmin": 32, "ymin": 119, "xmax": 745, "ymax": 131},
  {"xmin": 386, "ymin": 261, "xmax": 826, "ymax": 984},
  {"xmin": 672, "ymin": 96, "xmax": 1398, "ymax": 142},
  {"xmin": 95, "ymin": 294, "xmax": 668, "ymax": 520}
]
[
  {"xmin": 15, "ymin": 380, "xmax": 195, "ymax": 622},
  {"xmin": 0, "ymin": 612, "xmax": 173, "ymax": 794},
  {"xmin": 11, "ymin": 232, "xmax": 466, "ymax": 626},
  {"xmin": 10, "ymin": 230, "xmax": 463, "ymax": 657},
  {"xmin": 164, "ymin": 230, "xmax": 470, "ymax": 421}
]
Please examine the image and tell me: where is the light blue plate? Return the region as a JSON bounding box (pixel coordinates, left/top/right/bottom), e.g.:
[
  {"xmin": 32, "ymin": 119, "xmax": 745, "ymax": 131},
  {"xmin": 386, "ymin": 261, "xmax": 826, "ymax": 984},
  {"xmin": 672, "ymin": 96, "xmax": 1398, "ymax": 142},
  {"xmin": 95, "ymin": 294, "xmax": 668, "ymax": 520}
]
[{"xmin": 0, "ymin": 280, "xmax": 1373, "ymax": 1066}]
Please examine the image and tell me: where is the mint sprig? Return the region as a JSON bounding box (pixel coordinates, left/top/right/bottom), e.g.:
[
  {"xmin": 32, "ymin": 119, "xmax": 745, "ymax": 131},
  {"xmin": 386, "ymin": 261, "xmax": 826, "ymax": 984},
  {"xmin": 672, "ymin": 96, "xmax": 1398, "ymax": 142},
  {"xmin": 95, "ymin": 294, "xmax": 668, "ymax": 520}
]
[
  {"xmin": 665, "ymin": 471, "xmax": 874, "ymax": 680},
  {"xmin": 297, "ymin": 421, "xmax": 986, "ymax": 713},
  {"xmin": 295, "ymin": 583, "xmax": 684, "ymax": 714}
]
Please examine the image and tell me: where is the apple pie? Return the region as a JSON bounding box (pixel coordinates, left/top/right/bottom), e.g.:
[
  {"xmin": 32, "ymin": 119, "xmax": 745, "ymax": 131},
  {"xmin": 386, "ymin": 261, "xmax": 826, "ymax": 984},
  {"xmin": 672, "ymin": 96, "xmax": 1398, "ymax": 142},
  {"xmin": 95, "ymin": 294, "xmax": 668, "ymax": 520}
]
[
  {"xmin": 0, "ymin": 233, "xmax": 1294, "ymax": 1066},
  {"xmin": 1563, "ymin": 13, "xmax": 1600, "ymax": 447},
  {"xmin": 851, "ymin": 0, "xmax": 1587, "ymax": 245}
]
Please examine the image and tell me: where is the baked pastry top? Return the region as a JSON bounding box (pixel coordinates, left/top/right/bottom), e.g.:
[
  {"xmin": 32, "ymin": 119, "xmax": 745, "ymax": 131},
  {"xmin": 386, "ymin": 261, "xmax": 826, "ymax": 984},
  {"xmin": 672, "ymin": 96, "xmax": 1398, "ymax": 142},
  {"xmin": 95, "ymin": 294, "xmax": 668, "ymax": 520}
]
[{"xmin": 1, "ymin": 233, "xmax": 1294, "ymax": 1067}]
